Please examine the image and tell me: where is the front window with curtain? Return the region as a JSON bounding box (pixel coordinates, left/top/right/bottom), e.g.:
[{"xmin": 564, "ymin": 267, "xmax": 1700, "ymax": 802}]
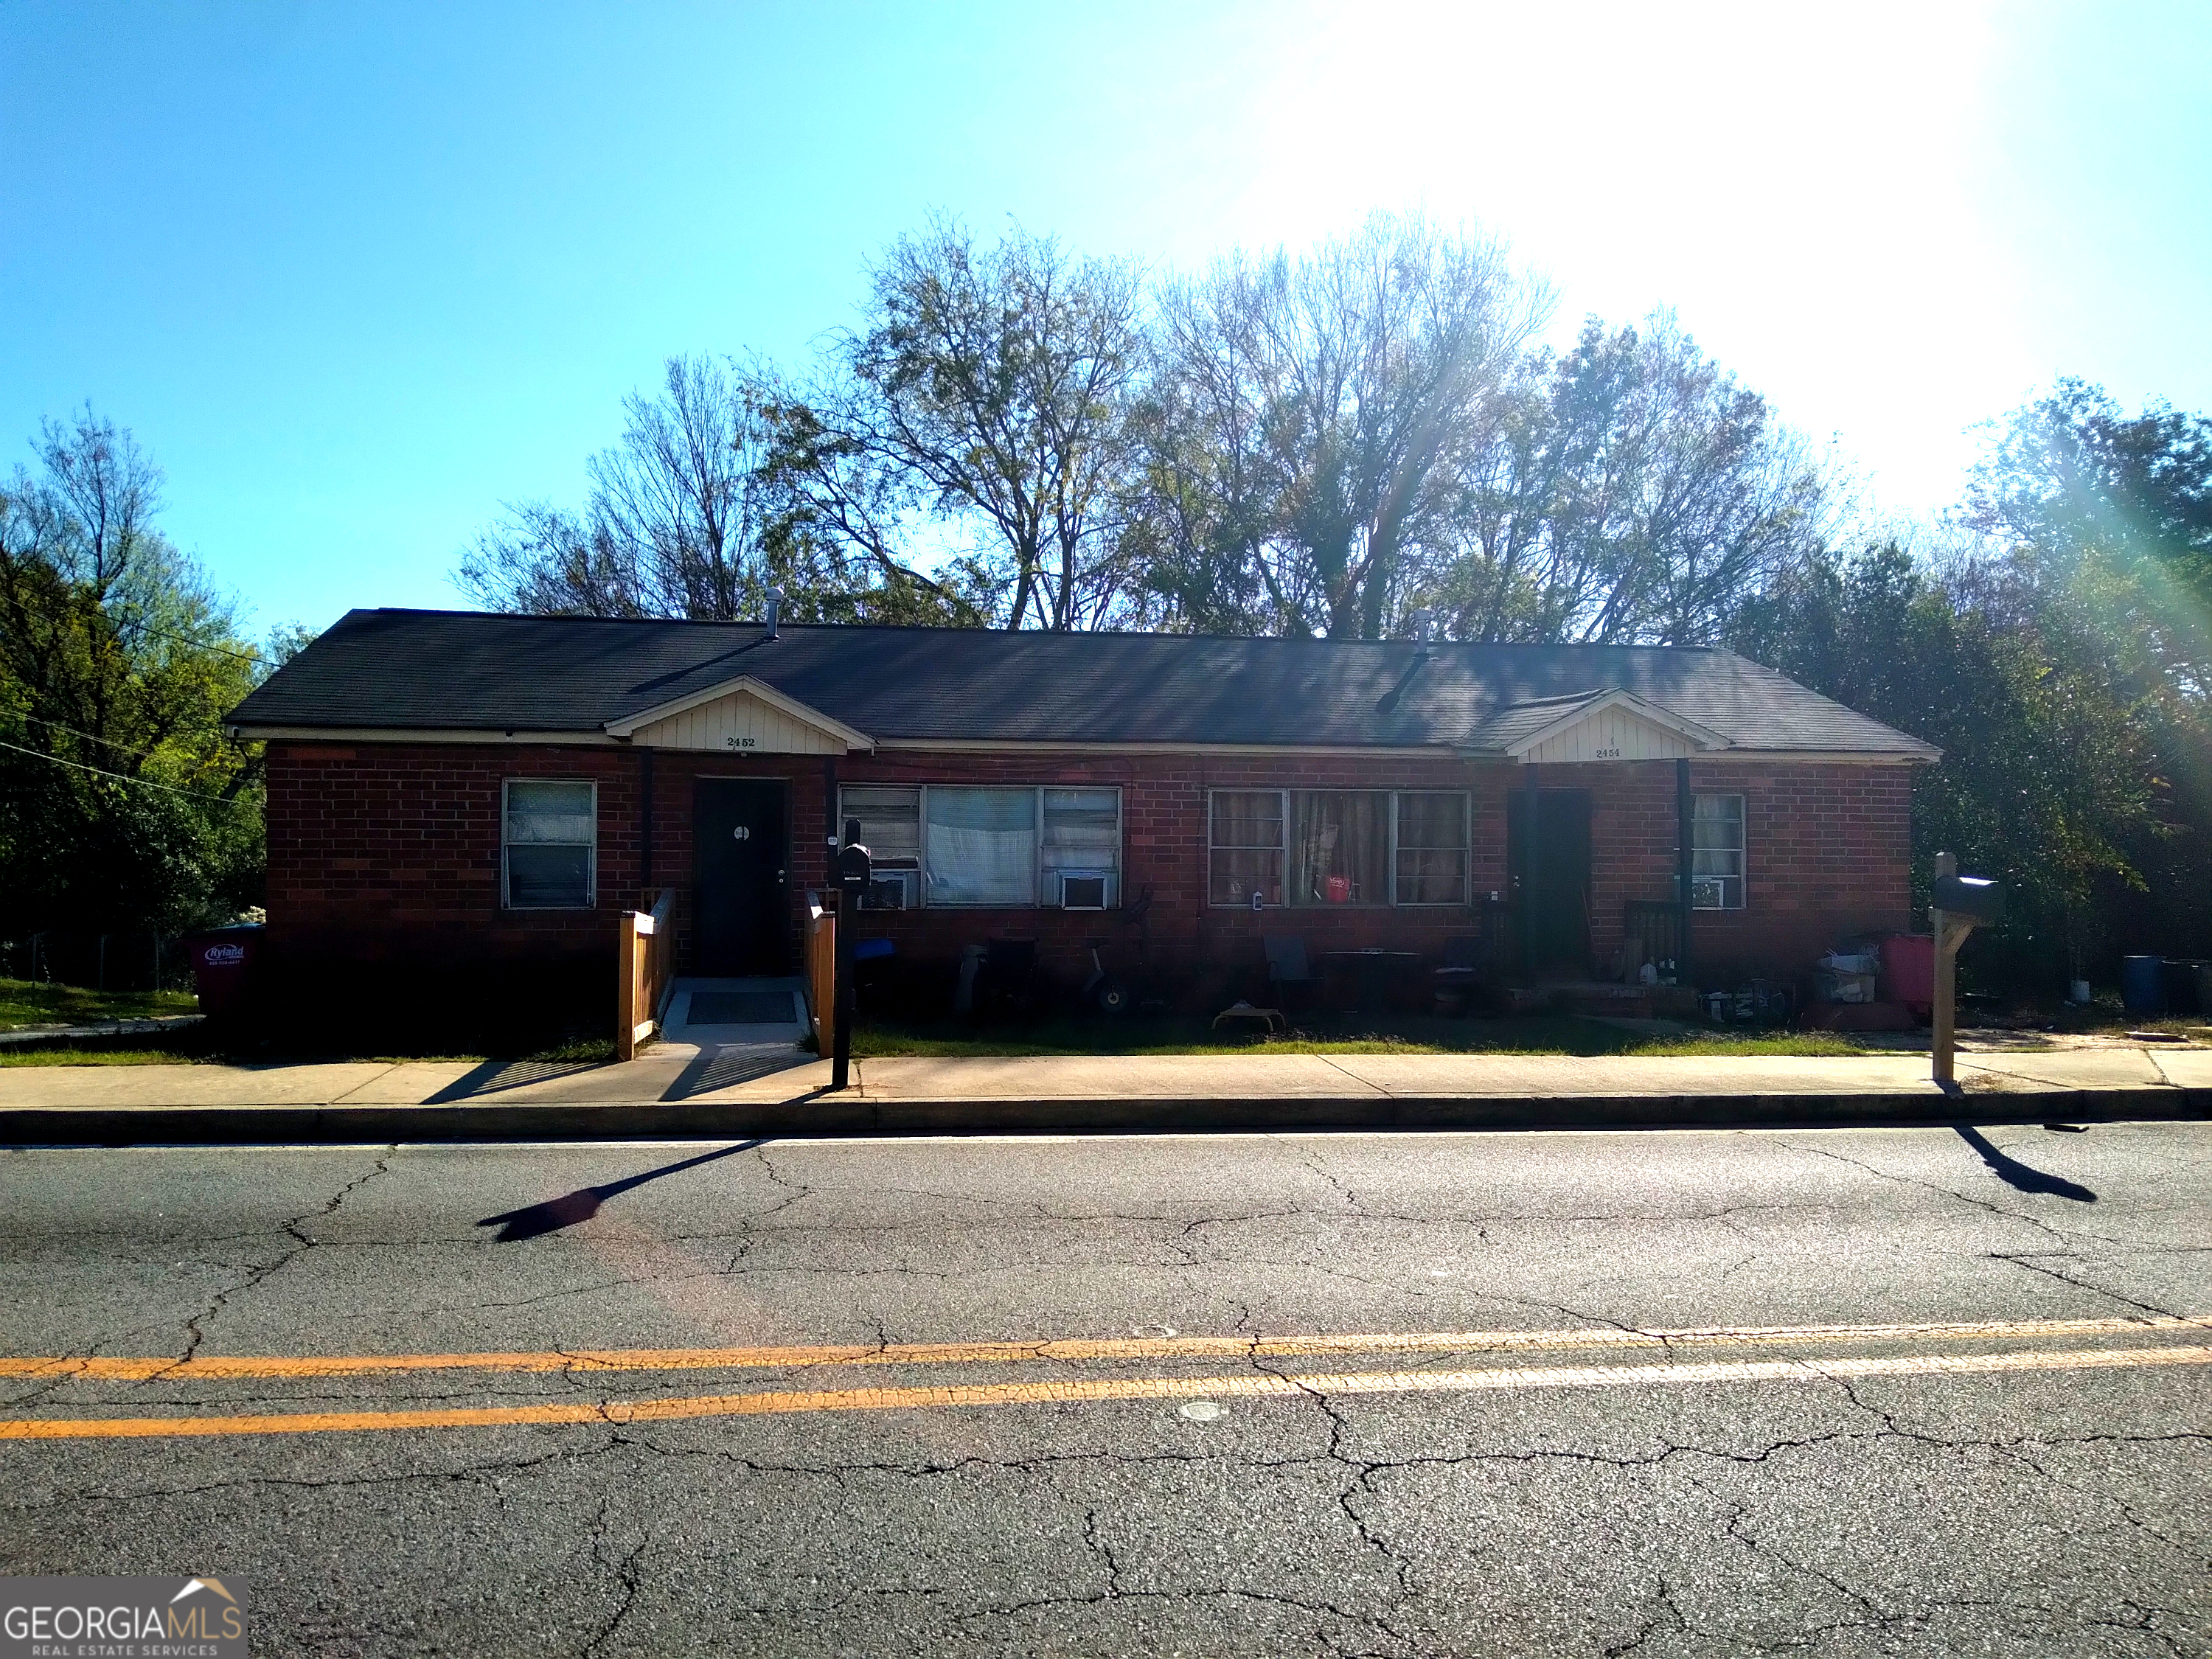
[
  {"xmin": 1691, "ymin": 793, "xmax": 1746, "ymax": 909},
  {"xmin": 502, "ymin": 779, "xmax": 597, "ymax": 908},
  {"xmin": 1210, "ymin": 788, "xmax": 1471, "ymax": 908},
  {"xmin": 925, "ymin": 786, "xmax": 1038, "ymax": 906},
  {"xmin": 838, "ymin": 784, "xmax": 1123, "ymax": 908},
  {"xmin": 1395, "ymin": 792, "xmax": 1470, "ymax": 905},
  {"xmin": 1208, "ymin": 791, "xmax": 1285, "ymax": 906},
  {"xmin": 1290, "ymin": 790, "xmax": 1391, "ymax": 905}
]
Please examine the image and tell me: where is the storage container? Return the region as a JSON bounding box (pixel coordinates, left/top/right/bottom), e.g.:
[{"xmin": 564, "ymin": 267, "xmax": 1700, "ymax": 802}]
[
  {"xmin": 1879, "ymin": 933, "xmax": 1933, "ymax": 1008},
  {"xmin": 181, "ymin": 924, "xmax": 262, "ymax": 1020},
  {"xmin": 2121, "ymin": 955, "xmax": 2166, "ymax": 1016}
]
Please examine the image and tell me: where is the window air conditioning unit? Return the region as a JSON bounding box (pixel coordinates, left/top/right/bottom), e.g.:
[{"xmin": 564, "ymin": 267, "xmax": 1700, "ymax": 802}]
[
  {"xmin": 1057, "ymin": 870, "xmax": 1111, "ymax": 911},
  {"xmin": 862, "ymin": 869, "xmax": 914, "ymax": 910}
]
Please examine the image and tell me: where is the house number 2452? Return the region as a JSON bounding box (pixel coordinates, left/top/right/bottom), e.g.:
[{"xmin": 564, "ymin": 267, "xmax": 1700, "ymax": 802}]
[{"xmin": 723, "ymin": 736, "xmax": 757, "ymax": 749}]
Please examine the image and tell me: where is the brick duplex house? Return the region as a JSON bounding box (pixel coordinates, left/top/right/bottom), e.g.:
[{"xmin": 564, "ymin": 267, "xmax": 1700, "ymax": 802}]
[{"xmin": 227, "ymin": 608, "xmax": 1938, "ymax": 1018}]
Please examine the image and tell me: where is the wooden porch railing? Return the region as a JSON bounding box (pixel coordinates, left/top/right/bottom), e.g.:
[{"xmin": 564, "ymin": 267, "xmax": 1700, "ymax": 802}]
[
  {"xmin": 616, "ymin": 888, "xmax": 677, "ymax": 1061},
  {"xmin": 806, "ymin": 891, "xmax": 838, "ymax": 1052}
]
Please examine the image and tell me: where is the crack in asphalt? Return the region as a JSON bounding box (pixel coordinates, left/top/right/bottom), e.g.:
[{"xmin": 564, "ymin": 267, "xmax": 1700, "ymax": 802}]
[{"xmin": 149, "ymin": 1147, "xmax": 396, "ymax": 1379}]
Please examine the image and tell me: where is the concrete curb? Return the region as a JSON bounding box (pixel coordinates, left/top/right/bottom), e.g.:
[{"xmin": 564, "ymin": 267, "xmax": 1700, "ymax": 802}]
[{"xmin": 4, "ymin": 1089, "xmax": 2206, "ymax": 1144}]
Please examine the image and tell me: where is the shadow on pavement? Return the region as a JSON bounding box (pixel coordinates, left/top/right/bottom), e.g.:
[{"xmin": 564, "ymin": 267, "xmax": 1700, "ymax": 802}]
[
  {"xmin": 1955, "ymin": 1124, "xmax": 2097, "ymax": 1203},
  {"xmin": 661, "ymin": 1046, "xmax": 813, "ymax": 1102},
  {"xmin": 425, "ymin": 1059, "xmax": 608, "ymax": 1103},
  {"xmin": 477, "ymin": 1138, "xmax": 768, "ymax": 1242}
]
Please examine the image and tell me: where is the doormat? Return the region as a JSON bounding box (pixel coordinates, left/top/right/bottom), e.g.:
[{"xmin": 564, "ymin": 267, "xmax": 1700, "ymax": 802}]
[{"xmin": 686, "ymin": 991, "xmax": 799, "ymax": 1025}]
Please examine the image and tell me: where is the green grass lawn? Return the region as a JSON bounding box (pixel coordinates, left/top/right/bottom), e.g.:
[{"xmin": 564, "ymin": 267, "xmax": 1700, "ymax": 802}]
[
  {"xmin": 0, "ymin": 1046, "xmax": 209, "ymax": 1066},
  {"xmin": 0, "ymin": 976, "xmax": 198, "ymax": 1029},
  {"xmin": 849, "ymin": 1012, "xmax": 1877, "ymax": 1060}
]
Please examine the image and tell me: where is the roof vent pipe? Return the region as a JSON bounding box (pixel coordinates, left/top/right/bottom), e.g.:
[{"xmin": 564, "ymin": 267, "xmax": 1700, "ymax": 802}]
[
  {"xmin": 763, "ymin": 588, "xmax": 782, "ymax": 641},
  {"xmin": 1410, "ymin": 607, "xmax": 1436, "ymax": 644}
]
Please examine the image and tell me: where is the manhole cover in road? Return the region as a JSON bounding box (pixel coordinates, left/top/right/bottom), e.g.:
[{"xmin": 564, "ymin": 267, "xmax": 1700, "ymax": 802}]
[
  {"xmin": 687, "ymin": 992, "xmax": 796, "ymax": 1024},
  {"xmin": 1178, "ymin": 1400, "xmax": 1225, "ymax": 1422}
]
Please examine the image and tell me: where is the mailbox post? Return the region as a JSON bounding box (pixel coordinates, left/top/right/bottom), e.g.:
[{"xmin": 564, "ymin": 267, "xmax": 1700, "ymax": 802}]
[
  {"xmin": 832, "ymin": 818, "xmax": 871, "ymax": 1092},
  {"xmin": 1929, "ymin": 851, "xmax": 2006, "ymax": 1087}
]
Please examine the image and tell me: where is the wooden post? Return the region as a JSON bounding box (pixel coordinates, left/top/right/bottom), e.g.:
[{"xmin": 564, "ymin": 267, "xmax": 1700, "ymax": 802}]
[
  {"xmin": 616, "ymin": 912, "xmax": 640, "ymax": 1062},
  {"xmin": 1932, "ymin": 851, "xmax": 1960, "ymax": 1087}
]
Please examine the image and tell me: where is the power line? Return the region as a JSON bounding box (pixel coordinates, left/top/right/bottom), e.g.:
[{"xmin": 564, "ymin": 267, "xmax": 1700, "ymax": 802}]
[
  {"xmin": 114, "ymin": 619, "xmax": 274, "ymax": 667},
  {"xmin": 4, "ymin": 711, "xmax": 172, "ymax": 762},
  {"xmin": 0, "ymin": 735, "xmax": 256, "ymax": 810}
]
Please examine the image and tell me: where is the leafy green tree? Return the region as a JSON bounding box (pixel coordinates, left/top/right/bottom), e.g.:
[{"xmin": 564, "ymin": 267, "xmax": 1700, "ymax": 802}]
[{"xmin": 0, "ymin": 409, "xmax": 265, "ymax": 942}]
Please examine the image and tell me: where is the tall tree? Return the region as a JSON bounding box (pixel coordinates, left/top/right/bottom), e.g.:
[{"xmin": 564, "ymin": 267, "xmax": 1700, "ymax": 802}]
[
  {"xmin": 1432, "ymin": 314, "xmax": 1833, "ymax": 645},
  {"xmin": 1958, "ymin": 378, "xmax": 2212, "ymax": 692},
  {"xmin": 1137, "ymin": 211, "xmax": 1554, "ymax": 638},
  {"xmin": 458, "ymin": 353, "xmax": 994, "ymax": 626},
  {"xmin": 799, "ymin": 217, "xmax": 1150, "ymax": 630},
  {"xmin": 458, "ymin": 355, "xmax": 778, "ymax": 620},
  {"xmin": 0, "ymin": 409, "xmax": 265, "ymax": 938}
]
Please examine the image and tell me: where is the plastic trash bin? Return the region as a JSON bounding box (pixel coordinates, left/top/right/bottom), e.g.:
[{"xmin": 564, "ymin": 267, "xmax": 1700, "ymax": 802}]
[
  {"xmin": 2161, "ymin": 959, "xmax": 2202, "ymax": 1017},
  {"xmin": 2121, "ymin": 955, "xmax": 2166, "ymax": 1017},
  {"xmin": 182, "ymin": 924, "xmax": 262, "ymax": 1020},
  {"xmin": 1879, "ymin": 933, "xmax": 1933, "ymax": 1010}
]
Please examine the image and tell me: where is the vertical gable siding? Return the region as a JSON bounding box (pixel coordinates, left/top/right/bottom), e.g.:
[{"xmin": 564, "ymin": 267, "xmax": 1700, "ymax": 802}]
[
  {"xmin": 1521, "ymin": 704, "xmax": 1700, "ymax": 765},
  {"xmin": 631, "ymin": 693, "xmax": 846, "ymax": 754}
]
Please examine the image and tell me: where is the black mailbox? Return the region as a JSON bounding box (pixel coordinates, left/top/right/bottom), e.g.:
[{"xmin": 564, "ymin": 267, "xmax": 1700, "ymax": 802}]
[
  {"xmin": 1933, "ymin": 873, "xmax": 2005, "ymax": 924},
  {"xmin": 836, "ymin": 840, "xmax": 872, "ymax": 893}
]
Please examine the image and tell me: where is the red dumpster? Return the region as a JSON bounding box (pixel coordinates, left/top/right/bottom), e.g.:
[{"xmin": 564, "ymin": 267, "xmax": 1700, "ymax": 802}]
[
  {"xmin": 182, "ymin": 925, "xmax": 262, "ymax": 1020},
  {"xmin": 1879, "ymin": 933, "xmax": 1933, "ymax": 1017}
]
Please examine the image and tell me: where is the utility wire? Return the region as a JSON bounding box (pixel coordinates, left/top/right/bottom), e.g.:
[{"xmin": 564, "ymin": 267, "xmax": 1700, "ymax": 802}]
[
  {"xmin": 0, "ymin": 734, "xmax": 256, "ymax": 810},
  {"xmin": 113, "ymin": 619, "xmax": 275, "ymax": 667},
  {"xmin": 4, "ymin": 711, "xmax": 170, "ymax": 762}
]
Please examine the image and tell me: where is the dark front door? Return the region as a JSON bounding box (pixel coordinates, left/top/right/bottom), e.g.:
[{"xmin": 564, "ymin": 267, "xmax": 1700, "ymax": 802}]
[
  {"xmin": 694, "ymin": 779, "xmax": 790, "ymax": 975},
  {"xmin": 1508, "ymin": 788, "xmax": 1593, "ymax": 974}
]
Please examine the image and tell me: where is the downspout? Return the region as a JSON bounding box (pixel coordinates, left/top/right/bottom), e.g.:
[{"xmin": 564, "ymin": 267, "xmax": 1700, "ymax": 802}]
[
  {"xmin": 1676, "ymin": 757, "xmax": 1694, "ymax": 987},
  {"xmin": 639, "ymin": 746, "xmax": 655, "ymax": 894}
]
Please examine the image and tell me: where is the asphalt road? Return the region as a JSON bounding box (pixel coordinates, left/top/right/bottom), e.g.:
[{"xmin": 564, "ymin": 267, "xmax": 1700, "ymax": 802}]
[{"xmin": 1, "ymin": 1123, "xmax": 2207, "ymax": 1658}]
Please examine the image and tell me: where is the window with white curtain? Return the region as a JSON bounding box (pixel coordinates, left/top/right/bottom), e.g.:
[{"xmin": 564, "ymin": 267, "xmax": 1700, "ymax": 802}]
[
  {"xmin": 502, "ymin": 779, "xmax": 597, "ymax": 908},
  {"xmin": 838, "ymin": 785, "xmax": 1124, "ymax": 908},
  {"xmin": 926, "ymin": 787, "xmax": 1037, "ymax": 906}
]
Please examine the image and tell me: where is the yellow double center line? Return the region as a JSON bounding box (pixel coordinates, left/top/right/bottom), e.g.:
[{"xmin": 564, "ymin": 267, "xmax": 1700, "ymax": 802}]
[{"xmin": 2, "ymin": 1318, "xmax": 2205, "ymax": 1441}]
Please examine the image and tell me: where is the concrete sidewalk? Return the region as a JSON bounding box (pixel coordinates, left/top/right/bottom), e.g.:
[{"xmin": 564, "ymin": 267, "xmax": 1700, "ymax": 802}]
[{"xmin": 2, "ymin": 1041, "xmax": 2208, "ymax": 1142}]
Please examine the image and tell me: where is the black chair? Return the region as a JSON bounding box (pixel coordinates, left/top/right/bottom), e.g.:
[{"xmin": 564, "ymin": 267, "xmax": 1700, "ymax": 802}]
[
  {"xmin": 1433, "ymin": 942, "xmax": 1486, "ymax": 1022},
  {"xmin": 1265, "ymin": 934, "xmax": 1323, "ymax": 1011},
  {"xmin": 974, "ymin": 938, "xmax": 1042, "ymax": 1020}
]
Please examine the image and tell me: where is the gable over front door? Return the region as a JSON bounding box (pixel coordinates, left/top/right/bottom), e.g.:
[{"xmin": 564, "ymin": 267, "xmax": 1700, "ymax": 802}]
[{"xmin": 693, "ymin": 779, "xmax": 790, "ymax": 975}]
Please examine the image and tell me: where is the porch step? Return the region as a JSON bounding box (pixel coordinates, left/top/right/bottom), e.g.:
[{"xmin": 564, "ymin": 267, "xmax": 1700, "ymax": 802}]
[{"xmin": 658, "ymin": 976, "xmax": 810, "ymax": 1050}]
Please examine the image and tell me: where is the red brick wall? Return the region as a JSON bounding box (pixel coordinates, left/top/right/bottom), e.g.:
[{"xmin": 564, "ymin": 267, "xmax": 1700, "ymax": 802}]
[{"xmin": 264, "ymin": 743, "xmax": 1914, "ymax": 995}]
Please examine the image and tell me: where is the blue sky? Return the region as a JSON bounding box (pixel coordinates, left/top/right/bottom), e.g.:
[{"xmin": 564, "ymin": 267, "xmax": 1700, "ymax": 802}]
[{"xmin": 4, "ymin": 1, "xmax": 2208, "ymax": 639}]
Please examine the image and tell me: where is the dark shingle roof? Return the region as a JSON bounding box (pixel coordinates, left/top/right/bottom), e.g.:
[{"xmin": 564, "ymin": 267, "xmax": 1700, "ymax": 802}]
[{"xmin": 228, "ymin": 608, "xmax": 1937, "ymax": 757}]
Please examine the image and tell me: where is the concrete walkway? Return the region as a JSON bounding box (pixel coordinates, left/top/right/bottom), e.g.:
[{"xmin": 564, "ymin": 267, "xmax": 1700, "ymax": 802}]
[{"xmin": 2, "ymin": 1041, "xmax": 2208, "ymax": 1142}]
